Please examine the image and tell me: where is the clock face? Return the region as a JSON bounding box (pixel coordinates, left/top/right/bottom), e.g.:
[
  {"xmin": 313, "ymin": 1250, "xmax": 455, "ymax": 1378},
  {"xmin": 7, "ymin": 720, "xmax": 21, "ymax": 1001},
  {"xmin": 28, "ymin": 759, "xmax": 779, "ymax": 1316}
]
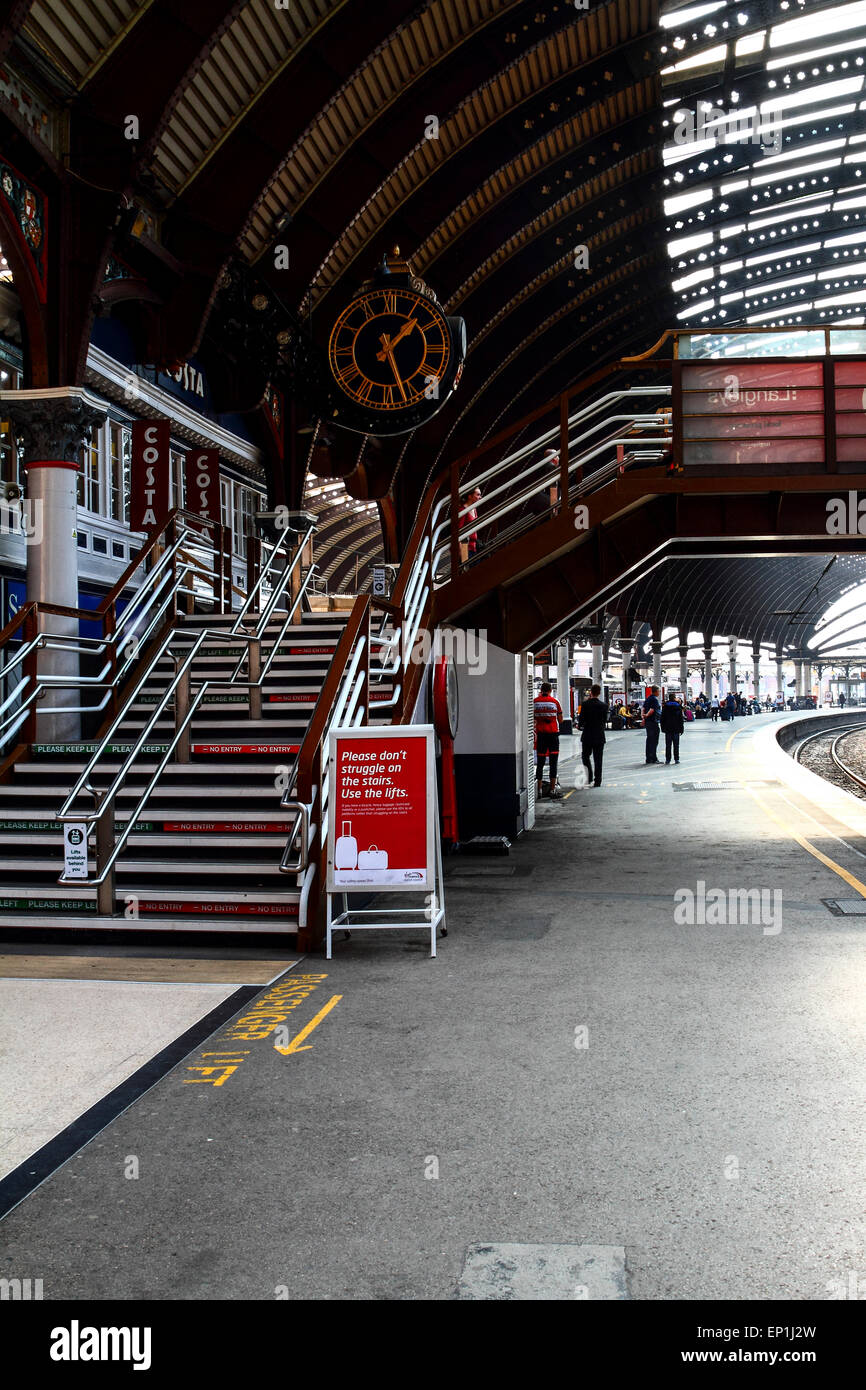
[{"xmin": 328, "ymin": 287, "xmax": 453, "ymax": 414}]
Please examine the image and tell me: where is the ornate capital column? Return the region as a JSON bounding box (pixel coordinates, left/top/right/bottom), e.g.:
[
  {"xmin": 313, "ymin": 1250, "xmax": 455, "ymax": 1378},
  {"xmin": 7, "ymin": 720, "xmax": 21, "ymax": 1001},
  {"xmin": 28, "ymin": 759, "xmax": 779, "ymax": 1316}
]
[{"xmin": 1, "ymin": 388, "xmax": 106, "ymax": 740}]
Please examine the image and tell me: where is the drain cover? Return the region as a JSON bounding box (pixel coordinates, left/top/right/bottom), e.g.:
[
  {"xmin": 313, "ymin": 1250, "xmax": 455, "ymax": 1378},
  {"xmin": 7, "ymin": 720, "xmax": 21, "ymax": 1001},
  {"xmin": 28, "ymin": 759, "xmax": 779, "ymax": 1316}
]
[
  {"xmin": 823, "ymin": 899, "xmax": 866, "ymax": 916},
  {"xmin": 674, "ymin": 780, "xmax": 780, "ymax": 791},
  {"xmin": 456, "ymin": 1243, "xmax": 628, "ymax": 1300}
]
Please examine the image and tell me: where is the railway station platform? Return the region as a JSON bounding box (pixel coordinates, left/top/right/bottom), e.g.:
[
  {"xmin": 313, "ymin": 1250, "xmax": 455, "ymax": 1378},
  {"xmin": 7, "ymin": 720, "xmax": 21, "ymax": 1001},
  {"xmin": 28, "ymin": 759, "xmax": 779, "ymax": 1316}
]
[{"xmin": 3, "ymin": 711, "xmax": 866, "ymax": 1303}]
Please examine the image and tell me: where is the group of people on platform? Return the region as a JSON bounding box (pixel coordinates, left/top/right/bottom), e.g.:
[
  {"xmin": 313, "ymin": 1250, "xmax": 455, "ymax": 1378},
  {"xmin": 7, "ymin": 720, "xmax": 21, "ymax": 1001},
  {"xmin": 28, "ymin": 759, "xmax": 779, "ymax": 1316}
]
[
  {"xmin": 533, "ymin": 682, "xmax": 690, "ymax": 794},
  {"xmin": 532, "ymin": 678, "xmax": 824, "ymax": 796}
]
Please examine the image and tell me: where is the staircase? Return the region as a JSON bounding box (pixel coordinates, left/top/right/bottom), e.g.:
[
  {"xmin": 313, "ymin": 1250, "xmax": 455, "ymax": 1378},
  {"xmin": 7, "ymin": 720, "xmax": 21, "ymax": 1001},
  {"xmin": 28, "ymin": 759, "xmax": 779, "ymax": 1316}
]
[{"xmin": 0, "ymin": 612, "xmax": 356, "ymax": 930}]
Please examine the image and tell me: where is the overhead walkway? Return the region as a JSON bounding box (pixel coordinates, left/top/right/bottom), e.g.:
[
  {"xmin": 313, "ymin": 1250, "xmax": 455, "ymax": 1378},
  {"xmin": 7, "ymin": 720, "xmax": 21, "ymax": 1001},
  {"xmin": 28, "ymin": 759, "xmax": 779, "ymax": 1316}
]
[
  {"xmin": 427, "ymin": 326, "xmax": 866, "ymax": 651},
  {"xmin": 4, "ymin": 711, "xmax": 866, "ymax": 1298}
]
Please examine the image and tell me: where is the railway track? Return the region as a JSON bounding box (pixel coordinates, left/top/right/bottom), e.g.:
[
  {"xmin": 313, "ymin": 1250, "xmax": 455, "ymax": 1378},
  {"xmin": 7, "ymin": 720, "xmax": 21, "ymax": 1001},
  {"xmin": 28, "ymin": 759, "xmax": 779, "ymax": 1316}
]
[{"xmin": 794, "ymin": 720, "xmax": 866, "ymax": 799}]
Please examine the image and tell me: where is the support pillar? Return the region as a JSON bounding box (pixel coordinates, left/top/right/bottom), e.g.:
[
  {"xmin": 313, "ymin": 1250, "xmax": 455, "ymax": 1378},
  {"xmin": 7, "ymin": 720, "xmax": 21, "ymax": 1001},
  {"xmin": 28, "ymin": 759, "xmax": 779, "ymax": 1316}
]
[
  {"xmin": 728, "ymin": 637, "xmax": 738, "ymax": 700},
  {"xmin": 794, "ymin": 658, "xmax": 804, "ymax": 698},
  {"xmin": 651, "ymin": 638, "xmax": 663, "ymax": 689},
  {"xmin": 803, "ymin": 656, "xmax": 812, "ymax": 704},
  {"xmin": 703, "ymin": 642, "xmax": 714, "ymax": 700},
  {"xmin": 557, "ymin": 639, "xmax": 572, "ymax": 734},
  {"xmin": 591, "ymin": 640, "xmax": 603, "ymax": 687},
  {"xmin": 776, "ymin": 652, "xmax": 785, "ymax": 704},
  {"xmin": 752, "ymin": 644, "xmax": 762, "ymax": 703},
  {"xmin": 618, "ymin": 639, "xmax": 633, "ymax": 703},
  {"xmin": 2, "ymin": 389, "xmax": 105, "ymax": 741},
  {"xmin": 677, "ymin": 642, "xmax": 689, "ymax": 696}
]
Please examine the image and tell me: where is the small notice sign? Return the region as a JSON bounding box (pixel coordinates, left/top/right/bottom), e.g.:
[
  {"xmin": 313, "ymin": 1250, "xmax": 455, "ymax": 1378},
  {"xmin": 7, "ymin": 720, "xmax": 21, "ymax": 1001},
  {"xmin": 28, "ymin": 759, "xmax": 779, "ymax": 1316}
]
[{"xmin": 63, "ymin": 824, "xmax": 88, "ymax": 880}]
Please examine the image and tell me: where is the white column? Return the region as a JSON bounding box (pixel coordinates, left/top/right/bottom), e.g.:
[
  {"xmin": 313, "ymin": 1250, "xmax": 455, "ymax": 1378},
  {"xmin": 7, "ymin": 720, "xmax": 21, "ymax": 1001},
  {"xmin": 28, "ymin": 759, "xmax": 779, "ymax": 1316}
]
[
  {"xmin": 619, "ymin": 639, "xmax": 632, "ymax": 701},
  {"xmin": 3, "ymin": 390, "xmax": 105, "ymax": 741},
  {"xmin": 794, "ymin": 659, "xmax": 803, "ymax": 698},
  {"xmin": 591, "ymin": 642, "xmax": 603, "ymax": 686},
  {"xmin": 728, "ymin": 637, "xmax": 738, "ymax": 700},
  {"xmin": 776, "ymin": 655, "xmax": 784, "ymax": 702},
  {"xmin": 651, "ymin": 639, "xmax": 663, "ymax": 688},
  {"xmin": 752, "ymin": 645, "xmax": 761, "ymax": 702},
  {"xmin": 678, "ymin": 642, "xmax": 689, "ymax": 694},
  {"xmin": 557, "ymin": 640, "xmax": 572, "ymax": 733},
  {"xmin": 703, "ymin": 644, "xmax": 714, "ymax": 699}
]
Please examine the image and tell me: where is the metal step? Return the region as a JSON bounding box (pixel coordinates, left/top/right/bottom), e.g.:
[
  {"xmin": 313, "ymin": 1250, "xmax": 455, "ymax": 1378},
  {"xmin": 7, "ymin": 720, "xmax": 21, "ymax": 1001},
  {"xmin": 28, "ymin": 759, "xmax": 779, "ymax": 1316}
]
[
  {"xmin": 0, "ymin": 884, "xmax": 300, "ymax": 911},
  {"xmin": 28, "ymin": 742, "xmax": 302, "ymax": 756}
]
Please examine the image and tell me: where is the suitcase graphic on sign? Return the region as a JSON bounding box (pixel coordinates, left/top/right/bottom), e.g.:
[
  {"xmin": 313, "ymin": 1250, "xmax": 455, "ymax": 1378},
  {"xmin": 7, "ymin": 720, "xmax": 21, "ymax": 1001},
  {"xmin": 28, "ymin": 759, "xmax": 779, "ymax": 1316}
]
[
  {"xmin": 357, "ymin": 845, "xmax": 388, "ymax": 870},
  {"xmin": 334, "ymin": 821, "xmax": 358, "ymax": 870}
]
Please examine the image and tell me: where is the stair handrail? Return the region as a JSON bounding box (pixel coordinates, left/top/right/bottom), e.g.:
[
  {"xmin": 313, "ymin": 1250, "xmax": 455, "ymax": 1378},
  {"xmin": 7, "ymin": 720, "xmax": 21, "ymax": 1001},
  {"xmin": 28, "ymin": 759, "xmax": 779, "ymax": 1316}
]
[
  {"xmin": 429, "ymin": 391, "xmax": 672, "ymax": 580},
  {"xmin": 231, "ymin": 521, "xmax": 315, "ymax": 636},
  {"xmin": 0, "ymin": 511, "xmax": 230, "ymax": 755},
  {"xmin": 55, "ymin": 562, "xmax": 319, "ymax": 908}
]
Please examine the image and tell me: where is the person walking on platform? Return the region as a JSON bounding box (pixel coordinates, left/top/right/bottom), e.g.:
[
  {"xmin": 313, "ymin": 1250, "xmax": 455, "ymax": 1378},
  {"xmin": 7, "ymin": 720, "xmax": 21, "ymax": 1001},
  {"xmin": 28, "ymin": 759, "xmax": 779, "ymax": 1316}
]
[
  {"xmin": 710, "ymin": 695, "xmax": 719, "ymax": 722},
  {"xmin": 725, "ymin": 691, "xmax": 736, "ymax": 720},
  {"xmin": 534, "ymin": 680, "xmax": 563, "ymax": 799},
  {"xmin": 642, "ymin": 684, "xmax": 662, "ymax": 763},
  {"xmin": 578, "ymin": 682, "xmax": 608, "ymax": 787},
  {"xmin": 661, "ymin": 692, "xmax": 685, "ymax": 764}
]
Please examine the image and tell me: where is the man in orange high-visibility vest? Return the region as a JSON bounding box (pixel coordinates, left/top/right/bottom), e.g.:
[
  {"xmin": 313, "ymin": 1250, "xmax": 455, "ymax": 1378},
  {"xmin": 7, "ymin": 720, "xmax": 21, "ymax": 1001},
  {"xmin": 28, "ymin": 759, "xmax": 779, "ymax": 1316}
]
[{"xmin": 534, "ymin": 681, "xmax": 563, "ymax": 799}]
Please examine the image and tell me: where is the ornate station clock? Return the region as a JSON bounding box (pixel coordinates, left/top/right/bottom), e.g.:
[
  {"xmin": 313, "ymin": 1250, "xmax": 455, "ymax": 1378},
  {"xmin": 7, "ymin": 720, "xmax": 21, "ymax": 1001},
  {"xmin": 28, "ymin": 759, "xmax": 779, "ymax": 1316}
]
[{"xmin": 327, "ymin": 249, "xmax": 466, "ymax": 436}]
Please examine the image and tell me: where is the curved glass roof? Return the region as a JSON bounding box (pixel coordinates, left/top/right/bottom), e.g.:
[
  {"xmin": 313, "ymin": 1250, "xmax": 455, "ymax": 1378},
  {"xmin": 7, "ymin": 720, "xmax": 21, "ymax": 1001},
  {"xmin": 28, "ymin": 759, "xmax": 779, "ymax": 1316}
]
[{"xmin": 662, "ymin": 0, "xmax": 866, "ymax": 328}]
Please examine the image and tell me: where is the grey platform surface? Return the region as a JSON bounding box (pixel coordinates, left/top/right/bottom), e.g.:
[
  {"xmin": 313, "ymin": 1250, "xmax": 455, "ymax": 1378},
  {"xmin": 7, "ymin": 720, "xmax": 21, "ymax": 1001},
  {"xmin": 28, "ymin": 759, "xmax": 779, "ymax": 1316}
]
[{"xmin": 2, "ymin": 715, "xmax": 866, "ymax": 1300}]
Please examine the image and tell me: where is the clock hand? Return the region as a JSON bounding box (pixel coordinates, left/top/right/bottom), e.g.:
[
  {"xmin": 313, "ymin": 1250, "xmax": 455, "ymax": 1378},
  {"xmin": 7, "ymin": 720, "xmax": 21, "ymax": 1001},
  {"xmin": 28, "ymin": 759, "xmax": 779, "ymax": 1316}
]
[
  {"xmin": 383, "ymin": 347, "xmax": 408, "ymax": 401},
  {"xmin": 376, "ymin": 319, "xmax": 418, "ymax": 360}
]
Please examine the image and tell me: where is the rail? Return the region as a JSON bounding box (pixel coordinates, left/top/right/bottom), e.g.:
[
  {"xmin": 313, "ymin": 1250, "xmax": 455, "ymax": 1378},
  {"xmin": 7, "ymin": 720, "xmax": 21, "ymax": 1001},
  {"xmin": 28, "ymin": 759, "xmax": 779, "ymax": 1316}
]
[
  {"xmin": 55, "ymin": 547, "xmax": 317, "ymax": 911},
  {"xmin": 430, "ymin": 387, "xmax": 672, "ymax": 582},
  {"xmin": 0, "ymin": 509, "xmax": 234, "ymax": 758}
]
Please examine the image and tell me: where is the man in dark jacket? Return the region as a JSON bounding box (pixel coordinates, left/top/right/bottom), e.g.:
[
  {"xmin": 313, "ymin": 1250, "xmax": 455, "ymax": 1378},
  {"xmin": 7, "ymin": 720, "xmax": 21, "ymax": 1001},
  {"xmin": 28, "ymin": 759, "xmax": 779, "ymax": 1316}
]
[
  {"xmin": 642, "ymin": 685, "xmax": 662, "ymax": 763},
  {"xmin": 660, "ymin": 694, "xmax": 685, "ymax": 765},
  {"xmin": 577, "ymin": 683, "xmax": 609, "ymax": 787}
]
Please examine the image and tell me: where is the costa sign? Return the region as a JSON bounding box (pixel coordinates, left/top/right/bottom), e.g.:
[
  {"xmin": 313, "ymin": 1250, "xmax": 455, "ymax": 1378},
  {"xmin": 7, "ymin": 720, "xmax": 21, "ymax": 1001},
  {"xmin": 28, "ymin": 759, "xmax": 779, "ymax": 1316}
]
[
  {"xmin": 184, "ymin": 448, "xmax": 220, "ymax": 535},
  {"xmin": 130, "ymin": 420, "xmax": 171, "ymax": 532}
]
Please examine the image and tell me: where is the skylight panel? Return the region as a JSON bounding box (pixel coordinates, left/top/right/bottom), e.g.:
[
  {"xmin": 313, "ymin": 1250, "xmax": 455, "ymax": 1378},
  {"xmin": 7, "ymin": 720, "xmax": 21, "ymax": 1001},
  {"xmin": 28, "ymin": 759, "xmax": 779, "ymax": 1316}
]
[
  {"xmin": 662, "ymin": 44, "xmax": 728, "ymax": 76},
  {"xmin": 672, "ymin": 267, "xmax": 715, "ymax": 291},
  {"xmin": 760, "ymin": 76, "xmax": 864, "ymax": 115},
  {"xmin": 665, "ymin": 187, "xmax": 714, "ymax": 216},
  {"xmin": 667, "ymin": 231, "xmax": 715, "ymax": 255},
  {"xmin": 735, "ymin": 32, "xmax": 765, "ymax": 57},
  {"xmin": 660, "ymin": 2, "xmax": 727, "ymax": 27},
  {"xmin": 769, "ymin": 1, "xmax": 866, "ymax": 50},
  {"xmin": 750, "ymin": 156, "xmax": 842, "ymax": 186},
  {"xmin": 743, "ymin": 272, "xmax": 816, "ymax": 297},
  {"xmin": 766, "ymin": 35, "xmax": 866, "ymax": 69},
  {"xmin": 745, "ymin": 242, "xmax": 821, "ymax": 266},
  {"xmin": 677, "ymin": 298, "xmax": 716, "ymax": 319}
]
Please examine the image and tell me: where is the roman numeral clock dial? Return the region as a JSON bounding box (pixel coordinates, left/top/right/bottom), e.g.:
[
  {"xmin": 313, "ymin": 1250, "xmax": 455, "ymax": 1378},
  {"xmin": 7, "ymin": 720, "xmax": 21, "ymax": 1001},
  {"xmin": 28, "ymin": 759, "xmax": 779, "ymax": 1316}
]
[{"xmin": 327, "ymin": 251, "xmax": 466, "ymax": 437}]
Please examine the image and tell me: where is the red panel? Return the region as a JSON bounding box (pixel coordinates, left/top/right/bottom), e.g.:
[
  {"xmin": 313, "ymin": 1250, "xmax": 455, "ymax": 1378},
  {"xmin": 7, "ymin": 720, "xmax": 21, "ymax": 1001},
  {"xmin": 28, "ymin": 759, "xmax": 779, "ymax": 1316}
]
[
  {"xmin": 681, "ymin": 362, "xmax": 823, "ymax": 390},
  {"xmin": 833, "ymin": 360, "xmax": 866, "ymax": 386},
  {"xmin": 130, "ymin": 420, "xmax": 171, "ymax": 533},
  {"xmin": 682, "ymin": 388, "xmax": 824, "ymax": 415},
  {"xmin": 683, "ymin": 439, "xmax": 825, "ymax": 465},
  {"xmin": 683, "ymin": 413, "xmax": 824, "ymax": 440},
  {"xmin": 183, "ymin": 448, "xmax": 220, "ymax": 535}
]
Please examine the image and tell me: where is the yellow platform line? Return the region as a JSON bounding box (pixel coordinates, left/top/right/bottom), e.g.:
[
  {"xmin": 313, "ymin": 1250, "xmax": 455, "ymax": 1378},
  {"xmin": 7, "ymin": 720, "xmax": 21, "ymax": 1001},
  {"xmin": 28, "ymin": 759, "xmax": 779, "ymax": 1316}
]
[
  {"xmin": 275, "ymin": 994, "xmax": 343, "ymax": 1055},
  {"xmin": 746, "ymin": 787, "xmax": 866, "ymax": 898}
]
